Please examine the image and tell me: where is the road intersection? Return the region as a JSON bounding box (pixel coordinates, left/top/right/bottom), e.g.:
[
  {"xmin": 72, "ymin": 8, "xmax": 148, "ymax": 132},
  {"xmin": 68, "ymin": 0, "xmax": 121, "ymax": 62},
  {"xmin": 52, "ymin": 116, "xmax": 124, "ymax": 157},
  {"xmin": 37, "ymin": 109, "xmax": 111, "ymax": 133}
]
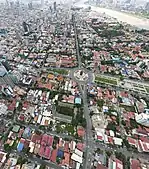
[{"xmin": 7, "ymin": 6, "xmax": 149, "ymax": 169}]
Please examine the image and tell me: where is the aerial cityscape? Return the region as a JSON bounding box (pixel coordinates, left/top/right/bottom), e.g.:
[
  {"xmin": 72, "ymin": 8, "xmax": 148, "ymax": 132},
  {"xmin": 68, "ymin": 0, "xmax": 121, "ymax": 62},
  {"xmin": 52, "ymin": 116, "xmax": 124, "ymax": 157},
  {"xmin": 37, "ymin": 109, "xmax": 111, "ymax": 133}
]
[{"xmin": 0, "ymin": 0, "xmax": 149, "ymax": 169}]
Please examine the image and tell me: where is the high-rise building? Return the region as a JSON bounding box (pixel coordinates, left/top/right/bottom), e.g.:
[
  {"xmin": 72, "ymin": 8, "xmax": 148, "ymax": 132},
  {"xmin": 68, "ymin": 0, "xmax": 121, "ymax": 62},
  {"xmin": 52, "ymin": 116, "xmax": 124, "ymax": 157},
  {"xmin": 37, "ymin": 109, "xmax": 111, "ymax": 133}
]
[
  {"xmin": 10, "ymin": 1, "xmax": 14, "ymax": 8},
  {"xmin": 28, "ymin": 2, "xmax": 33, "ymax": 10},
  {"xmin": 41, "ymin": 0, "xmax": 44, "ymax": 7},
  {"xmin": 145, "ymin": 2, "xmax": 149, "ymax": 11},
  {"xmin": 0, "ymin": 55, "xmax": 11, "ymax": 71},
  {"xmin": 125, "ymin": 0, "xmax": 131, "ymax": 3},
  {"xmin": 54, "ymin": 1, "xmax": 56, "ymax": 11},
  {"xmin": 22, "ymin": 22, "xmax": 29, "ymax": 33},
  {"xmin": 0, "ymin": 29, "xmax": 7, "ymax": 36},
  {"xmin": 0, "ymin": 63, "xmax": 14, "ymax": 88},
  {"xmin": 49, "ymin": 6, "xmax": 52, "ymax": 13},
  {"xmin": 16, "ymin": 0, "xmax": 20, "ymax": 7},
  {"xmin": 130, "ymin": 0, "xmax": 136, "ymax": 6}
]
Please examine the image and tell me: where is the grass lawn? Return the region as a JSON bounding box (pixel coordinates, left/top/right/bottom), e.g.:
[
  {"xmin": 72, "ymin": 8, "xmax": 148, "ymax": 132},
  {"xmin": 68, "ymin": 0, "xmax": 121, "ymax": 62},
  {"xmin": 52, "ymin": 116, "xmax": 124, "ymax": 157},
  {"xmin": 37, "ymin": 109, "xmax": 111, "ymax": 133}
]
[
  {"xmin": 65, "ymin": 124, "xmax": 75, "ymax": 135},
  {"xmin": 56, "ymin": 123, "xmax": 75, "ymax": 135},
  {"xmin": 145, "ymin": 87, "xmax": 149, "ymax": 93},
  {"xmin": 120, "ymin": 104, "xmax": 135, "ymax": 112},
  {"xmin": 95, "ymin": 76, "xmax": 117, "ymax": 85},
  {"xmin": 56, "ymin": 124, "xmax": 64, "ymax": 133},
  {"xmin": 57, "ymin": 106, "xmax": 74, "ymax": 117},
  {"xmin": 48, "ymin": 68, "xmax": 69, "ymax": 75}
]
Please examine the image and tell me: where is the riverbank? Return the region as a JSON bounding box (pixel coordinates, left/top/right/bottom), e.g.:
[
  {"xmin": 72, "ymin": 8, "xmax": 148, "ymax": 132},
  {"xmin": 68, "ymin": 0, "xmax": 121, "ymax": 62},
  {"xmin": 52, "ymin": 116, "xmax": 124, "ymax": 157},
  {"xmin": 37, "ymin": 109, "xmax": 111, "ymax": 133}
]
[{"xmin": 75, "ymin": 0, "xmax": 149, "ymax": 30}]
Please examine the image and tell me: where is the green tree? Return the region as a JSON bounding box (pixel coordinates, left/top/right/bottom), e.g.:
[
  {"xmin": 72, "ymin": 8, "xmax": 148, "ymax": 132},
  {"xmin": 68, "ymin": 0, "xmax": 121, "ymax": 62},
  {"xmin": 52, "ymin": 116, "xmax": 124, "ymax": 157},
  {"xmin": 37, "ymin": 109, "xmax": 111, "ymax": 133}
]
[
  {"xmin": 97, "ymin": 99, "xmax": 104, "ymax": 107},
  {"xmin": 81, "ymin": 118, "xmax": 87, "ymax": 128},
  {"xmin": 123, "ymin": 138, "xmax": 130, "ymax": 149},
  {"xmin": 116, "ymin": 116, "xmax": 120, "ymax": 125},
  {"xmin": 107, "ymin": 122, "xmax": 116, "ymax": 131},
  {"xmin": 49, "ymin": 121, "xmax": 53, "ymax": 128},
  {"xmin": 126, "ymin": 157, "xmax": 131, "ymax": 169},
  {"xmin": 115, "ymin": 152, "xmax": 126, "ymax": 164},
  {"xmin": 120, "ymin": 76, "xmax": 124, "ymax": 81},
  {"xmin": 4, "ymin": 144, "xmax": 12, "ymax": 152},
  {"xmin": 106, "ymin": 150, "xmax": 112, "ymax": 157},
  {"xmin": 96, "ymin": 148, "xmax": 103, "ymax": 154},
  {"xmin": 17, "ymin": 157, "xmax": 27, "ymax": 165},
  {"xmin": 121, "ymin": 120, "xmax": 126, "ymax": 126},
  {"xmin": 40, "ymin": 165, "xmax": 46, "ymax": 169},
  {"xmin": 90, "ymin": 111, "xmax": 94, "ymax": 116},
  {"xmin": 130, "ymin": 119, "xmax": 138, "ymax": 129},
  {"xmin": 17, "ymin": 157, "xmax": 23, "ymax": 165}
]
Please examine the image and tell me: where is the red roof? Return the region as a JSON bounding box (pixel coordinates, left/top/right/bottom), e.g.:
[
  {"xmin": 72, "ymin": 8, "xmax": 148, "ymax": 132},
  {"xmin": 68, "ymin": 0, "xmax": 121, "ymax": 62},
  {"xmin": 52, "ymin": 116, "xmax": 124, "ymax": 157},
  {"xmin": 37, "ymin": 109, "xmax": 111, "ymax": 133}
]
[
  {"xmin": 18, "ymin": 114, "xmax": 25, "ymax": 121},
  {"xmin": 108, "ymin": 137, "xmax": 113, "ymax": 144},
  {"xmin": 76, "ymin": 143, "xmax": 84, "ymax": 151},
  {"xmin": 44, "ymin": 147, "xmax": 51, "ymax": 159},
  {"xmin": 20, "ymin": 138, "xmax": 25, "ymax": 144},
  {"xmin": 44, "ymin": 84, "xmax": 52, "ymax": 90},
  {"xmin": 131, "ymin": 159, "xmax": 140, "ymax": 169},
  {"xmin": 61, "ymin": 59, "xmax": 74, "ymax": 64},
  {"xmin": 23, "ymin": 101, "xmax": 29, "ymax": 109},
  {"xmin": 137, "ymin": 127, "xmax": 148, "ymax": 135},
  {"xmin": 100, "ymin": 65, "xmax": 106, "ymax": 72},
  {"xmin": 39, "ymin": 146, "xmax": 45, "ymax": 156},
  {"xmin": 31, "ymin": 134, "xmax": 42, "ymax": 144},
  {"xmin": 62, "ymin": 152, "xmax": 70, "ymax": 166},
  {"xmin": 24, "ymin": 139, "xmax": 30, "ymax": 148},
  {"xmin": 97, "ymin": 135, "xmax": 103, "ymax": 141},
  {"xmin": 64, "ymin": 142, "xmax": 69, "ymax": 152},
  {"xmin": 138, "ymin": 140, "xmax": 149, "ymax": 152},
  {"xmin": 106, "ymin": 130, "xmax": 110, "ymax": 136},
  {"xmin": 77, "ymin": 127, "xmax": 85, "ymax": 137},
  {"xmin": 115, "ymin": 158, "xmax": 123, "ymax": 169},
  {"xmin": 50, "ymin": 149, "xmax": 57, "ymax": 163},
  {"xmin": 7, "ymin": 99, "xmax": 16, "ymax": 111},
  {"xmin": 96, "ymin": 164, "xmax": 108, "ymax": 169},
  {"xmin": 140, "ymin": 136, "xmax": 149, "ymax": 143},
  {"xmin": 144, "ymin": 127, "xmax": 149, "ymax": 133},
  {"xmin": 106, "ymin": 90, "xmax": 115, "ymax": 99},
  {"xmin": 128, "ymin": 112, "xmax": 135, "ymax": 119},
  {"xmin": 109, "ymin": 157, "xmax": 123, "ymax": 169},
  {"xmin": 120, "ymin": 91, "xmax": 128, "ymax": 98},
  {"xmin": 48, "ymin": 135, "xmax": 53, "ymax": 146},
  {"xmin": 41, "ymin": 134, "xmax": 48, "ymax": 146},
  {"xmin": 124, "ymin": 112, "xmax": 135, "ymax": 120},
  {"xmin": 18, "ymin": 129, "xmax": 24, "ymax": 138},
  {"xmin": 8, "ymin": 104, "xmax": 15, "ymax": 111},
  {"xmin": 127, "ymin": 137, "xmax": 137, "ymax": 146}
]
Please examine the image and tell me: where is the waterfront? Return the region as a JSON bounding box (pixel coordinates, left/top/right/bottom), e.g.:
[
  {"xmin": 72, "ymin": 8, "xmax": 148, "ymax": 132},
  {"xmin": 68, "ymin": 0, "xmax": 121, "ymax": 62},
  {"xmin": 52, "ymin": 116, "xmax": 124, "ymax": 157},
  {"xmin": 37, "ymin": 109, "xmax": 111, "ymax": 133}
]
[{"xmin": 76, "ymin": 0, "xmax": 149, "ymax": 30}]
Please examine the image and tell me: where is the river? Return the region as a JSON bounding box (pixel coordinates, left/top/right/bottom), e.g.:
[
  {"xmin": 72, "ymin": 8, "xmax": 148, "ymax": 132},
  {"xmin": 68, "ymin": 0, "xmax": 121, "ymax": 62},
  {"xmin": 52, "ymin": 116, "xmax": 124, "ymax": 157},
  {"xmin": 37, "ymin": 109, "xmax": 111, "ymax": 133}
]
[{"xmin": 75, "ymin": 0, "xmax": 149, "ymax": 30}]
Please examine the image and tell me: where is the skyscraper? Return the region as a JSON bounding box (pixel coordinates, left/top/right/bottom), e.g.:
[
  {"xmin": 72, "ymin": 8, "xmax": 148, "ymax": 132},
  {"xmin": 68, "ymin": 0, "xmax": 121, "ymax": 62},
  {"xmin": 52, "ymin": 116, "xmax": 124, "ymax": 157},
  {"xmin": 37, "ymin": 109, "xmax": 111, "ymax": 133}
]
[
  {"xmin": 54, "ymin": 1, "xmax": 56, "ymax": 11},
  {"xmin": 28, "ymin": 2, "xmax": 33, "ymax": 10},
  {"xmin": 41, "ymin": 0, "xmax": 44, "ymax": 7},
  {"xmin": 130, "ymin": 0, "xmax": 136, "ymax": 6},
  {"xmin": 0, "ymin": 63, "xmax": 14, "ymax": 87},
  {"xmin": 22, "ymin": 22, "xmax": 29, "ymax": 33},
  {"xmin": 145, "ymin": 2, "xmax": 149, "ymax": 11},
  {"xmin": 49, "ymin": 6, "xmax": 52, "ymax": 13},
  {"xmin": 0, "ymin": 55, "xmax": 11, "ymax": 71}
]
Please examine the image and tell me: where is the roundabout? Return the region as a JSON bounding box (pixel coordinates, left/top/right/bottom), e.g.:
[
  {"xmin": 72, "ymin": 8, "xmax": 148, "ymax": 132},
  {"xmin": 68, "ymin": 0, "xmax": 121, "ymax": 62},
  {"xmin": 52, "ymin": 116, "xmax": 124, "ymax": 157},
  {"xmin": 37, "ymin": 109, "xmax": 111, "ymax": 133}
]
[{"xmin": 74, "ymin": 69, "xmax": 89, "ymax": 82}]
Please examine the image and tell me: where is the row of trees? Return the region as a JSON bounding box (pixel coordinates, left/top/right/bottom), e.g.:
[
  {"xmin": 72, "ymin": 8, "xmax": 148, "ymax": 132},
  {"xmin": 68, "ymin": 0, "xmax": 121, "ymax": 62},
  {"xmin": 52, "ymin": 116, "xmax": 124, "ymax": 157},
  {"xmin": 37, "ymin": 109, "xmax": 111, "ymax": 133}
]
[{"xmin": 72, "ymin": 108, "xmax": 86, "ymax": 128}]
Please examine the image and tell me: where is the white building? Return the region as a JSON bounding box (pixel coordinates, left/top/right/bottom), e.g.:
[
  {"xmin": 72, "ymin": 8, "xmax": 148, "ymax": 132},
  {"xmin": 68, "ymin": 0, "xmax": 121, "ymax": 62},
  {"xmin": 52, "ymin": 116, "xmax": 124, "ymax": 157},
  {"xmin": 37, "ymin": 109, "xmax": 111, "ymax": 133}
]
[{"xmin": 135, "ymin": 113, "xmax": 149, "ymax": 127}]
